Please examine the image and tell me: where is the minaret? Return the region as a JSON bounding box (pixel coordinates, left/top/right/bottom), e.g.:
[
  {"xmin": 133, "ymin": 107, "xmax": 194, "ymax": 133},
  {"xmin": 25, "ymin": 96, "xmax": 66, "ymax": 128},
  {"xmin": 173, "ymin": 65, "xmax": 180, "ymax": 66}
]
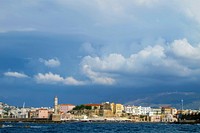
[{"xmin": 54, "ymin": 96, "xmax": 58, "ymax": 114}]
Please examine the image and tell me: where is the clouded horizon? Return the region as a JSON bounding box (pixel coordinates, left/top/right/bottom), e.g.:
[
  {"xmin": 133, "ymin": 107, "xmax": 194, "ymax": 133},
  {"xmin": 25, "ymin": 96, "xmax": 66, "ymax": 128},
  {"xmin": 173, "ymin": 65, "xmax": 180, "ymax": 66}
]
[{"xmin": 1, "ymin": 0, "xmax": 200, "ymax": 108}]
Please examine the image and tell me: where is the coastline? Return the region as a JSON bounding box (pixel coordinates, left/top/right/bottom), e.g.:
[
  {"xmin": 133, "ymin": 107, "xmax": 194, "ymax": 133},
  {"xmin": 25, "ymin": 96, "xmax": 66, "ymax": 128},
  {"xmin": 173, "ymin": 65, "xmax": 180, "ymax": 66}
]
[{"xmin": 1, "ymin": 118, "xmax": 199, "ymax": 124}]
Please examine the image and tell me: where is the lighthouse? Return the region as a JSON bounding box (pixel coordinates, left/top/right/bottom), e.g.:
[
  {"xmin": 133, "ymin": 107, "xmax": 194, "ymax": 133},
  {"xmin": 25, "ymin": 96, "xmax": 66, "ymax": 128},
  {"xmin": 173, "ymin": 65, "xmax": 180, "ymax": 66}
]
[
  {"xmin": 52, "ymin": 96, "xmax": 61, "ymax": 121},
  {"xmin": 54, "ymin": 96, "xmax": 58, "ymax": 114}
]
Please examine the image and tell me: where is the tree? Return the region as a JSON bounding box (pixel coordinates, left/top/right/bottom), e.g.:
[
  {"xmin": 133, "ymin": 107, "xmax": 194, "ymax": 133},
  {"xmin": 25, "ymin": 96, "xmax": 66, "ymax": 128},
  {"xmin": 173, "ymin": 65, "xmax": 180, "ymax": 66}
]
[{"xmin": 73, "ymin": 105, "xmax": 92, "ymax": 110}]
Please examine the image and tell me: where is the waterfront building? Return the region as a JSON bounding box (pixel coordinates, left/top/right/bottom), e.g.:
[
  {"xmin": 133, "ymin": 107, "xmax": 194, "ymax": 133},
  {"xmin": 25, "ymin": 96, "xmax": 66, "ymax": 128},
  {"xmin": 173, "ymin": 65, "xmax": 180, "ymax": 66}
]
[
  {"xmin": 28, "ymin": 110, "xmax": 36, "ymax": 118},
  {"xmin": 99, "ymin": 102, "xmax": 114, "ymax": 117},
  {"xmin": 124, "ymin": 105, "xmax": 133, "ymax": 114},
  {"xmin": 114, "ymin": 104, "xmax": 124, "ymax": 117},
  {"xmin": 59, "ymin": 104, "xmax": 75, "ymax": 114},
  {"xmin": 151, "ymin": 108, "xmax": 162, "ymax": 115},
  {"xmin": 139, "ymin": 106, "xmax": 152, "ymax": 115},
  {"xmin": 124, "ymin": 105, "xmax": 139, "ymax": 115},
  {"xmin": 36, "ymin": 108, "xmax": 49, "ymax": 118},
  {"xmin": 8, "ymin": 108, "xmax": 19, "ymax": 118},
  {"xmin": 20, "ymin": 108, "xmax": 29, "ymax": 118},
  {"xmin": 8, "ymin": 107, "xmax": 30, "ymax": 118},
  {"xmin": 59, "ymin": 104, "xmax": 76, "ymax": 120},
  {"xmin": 177, "ymin": 109, "xmax": 200, "ymax": 115},
  {"xmin": 99, "ymin": 102, "xmax": 124, "ymax": 117},
  {"xmin": 124, "ymin": 105, "xmax": 152, "ymax": 116},
  {"xmin": 161, "ymin": 114, "xmax": 177, "ymax": 122},
  {"xmin": 131, "ymin": 115, "xmax": 149, "ymax": 122},
  {"xmin": 161, "ymin": 106, "xmax": 177, "ymax": 115},
  {"xmin": 150, "ymin": 115, "xmax": 161, "ymax": 122}
]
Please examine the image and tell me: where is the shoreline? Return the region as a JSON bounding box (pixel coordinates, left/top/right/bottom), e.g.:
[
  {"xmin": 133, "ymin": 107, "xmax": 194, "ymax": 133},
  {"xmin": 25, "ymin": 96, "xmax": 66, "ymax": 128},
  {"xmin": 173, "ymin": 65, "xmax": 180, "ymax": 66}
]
[{"xmin": 1, "ymin": 118, "xmax": 200, "ymax": 124}]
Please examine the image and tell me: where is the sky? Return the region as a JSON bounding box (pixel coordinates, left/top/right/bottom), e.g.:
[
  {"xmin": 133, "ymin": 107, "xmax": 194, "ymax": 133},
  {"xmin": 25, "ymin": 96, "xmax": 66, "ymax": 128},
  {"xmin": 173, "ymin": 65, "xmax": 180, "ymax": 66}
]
[{"xmin": 1, "ymin": 0, "xmax": 200, "ymax": 108}]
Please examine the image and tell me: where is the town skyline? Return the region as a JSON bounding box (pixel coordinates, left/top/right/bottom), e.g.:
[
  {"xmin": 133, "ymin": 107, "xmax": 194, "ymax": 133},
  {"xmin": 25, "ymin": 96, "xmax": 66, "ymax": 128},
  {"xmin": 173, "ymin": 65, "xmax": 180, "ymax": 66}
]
[
  {"xmin": 0, "ymin": 96, "xmax": 199, "ymax": 123},
  {"xmin": 1, "ymin": 1, "xmax": 200, "ymax": 108}
]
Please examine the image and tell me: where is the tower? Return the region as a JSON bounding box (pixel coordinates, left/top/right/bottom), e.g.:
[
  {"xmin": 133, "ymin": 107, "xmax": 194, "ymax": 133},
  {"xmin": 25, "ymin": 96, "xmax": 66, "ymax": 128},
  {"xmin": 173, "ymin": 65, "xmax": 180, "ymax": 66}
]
[
  {"xmin": 54, "ymin": 96, "xmax": 58, "ymax": 114},
  {"xmin": 52, "ymin": 96, "xmax": 61, "ymax": 121}
]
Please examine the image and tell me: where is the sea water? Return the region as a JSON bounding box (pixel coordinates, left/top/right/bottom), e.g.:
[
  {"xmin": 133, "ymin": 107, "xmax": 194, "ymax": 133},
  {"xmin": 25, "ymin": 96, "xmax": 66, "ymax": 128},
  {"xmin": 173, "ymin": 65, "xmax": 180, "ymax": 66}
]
[{"xmin": 1, "ymin": 122, "xmax": 200, "ymax": 133}]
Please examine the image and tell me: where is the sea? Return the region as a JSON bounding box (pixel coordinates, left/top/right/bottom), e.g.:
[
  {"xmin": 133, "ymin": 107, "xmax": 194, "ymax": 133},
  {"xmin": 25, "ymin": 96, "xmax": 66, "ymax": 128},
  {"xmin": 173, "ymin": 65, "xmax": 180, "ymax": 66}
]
[{"xmin": 1, "ymin": 122, "xmax": 200, "ymax": 133}]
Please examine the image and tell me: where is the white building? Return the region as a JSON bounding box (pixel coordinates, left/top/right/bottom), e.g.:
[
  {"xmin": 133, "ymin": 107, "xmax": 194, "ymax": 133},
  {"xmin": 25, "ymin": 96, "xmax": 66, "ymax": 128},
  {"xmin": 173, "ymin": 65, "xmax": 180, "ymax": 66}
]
[
  {"xmin": 124, "ymin": 105, "xmax": 139, "ymax": 115},
  {"xmin": 124, "ymin": 105, "xmax": 152, "ymax": 116},
  {"xmin": 9, "ymin": 108, "xmax": 30, "ymax": 118},
  {"xmin": 139, "ymin": 106, "xmax": 152, "ymax": 115},
  {"xmin": 152, "ymin": 108, "xmax": 162, "ymax": 115},
  {"xmin": 124, "ymin": 105, "xmax": 134, "ymax": 114}
]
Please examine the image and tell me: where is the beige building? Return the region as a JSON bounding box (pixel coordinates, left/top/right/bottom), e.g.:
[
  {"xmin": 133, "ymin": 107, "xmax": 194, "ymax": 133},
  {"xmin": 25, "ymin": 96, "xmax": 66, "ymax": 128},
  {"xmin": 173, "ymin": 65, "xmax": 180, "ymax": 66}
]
[
  {"xmin": 161, "ymin": 106, "xmax": 177, "ymax": 115},
  {"xmin": 150, "ymin": 115, "xmax": 161, "ymax": 122},
  {"xmin": 28, "ymin": 110, "xmax": 36, "ymax": 118},
  {"xmin": 99, "ymin": 102, "xmax": 114, "ymax": 117},
  {"xmin": 99, "ymin": 102, "xmax": 124, "ymax": 117},
  {"xmin": 36, "ymin": 109, "xmax": 49, "ymax": 118},
  {"xmin": 131, "ymin": 115, "xmax": 148, "ymax": 122},
  {"xmin": 114, "ymin": 104, "xmax": 124, "ymax": 117}
]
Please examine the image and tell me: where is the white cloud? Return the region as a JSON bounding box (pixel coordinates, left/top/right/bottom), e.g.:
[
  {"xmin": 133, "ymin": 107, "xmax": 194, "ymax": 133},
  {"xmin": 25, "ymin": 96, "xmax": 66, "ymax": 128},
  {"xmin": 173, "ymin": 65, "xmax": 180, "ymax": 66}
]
[
  {"xmin": 82, "ymin": 54, "xmax": 126, "ymax": 72},
  {"xmin": 1, "ymin": 1, "xmax": 200, "ymax": 87},
  {"xmin": 39, "ymin": 58, "xmax": 60, "ymax": 67},
  {"xmin": 35, "ymin": 72, "xmax": 64, "ymax": 84},
  {"xmin": 82, "ymin": 64, "xmax": 115, "ymax": 85},
  {"xmin": 81, "ymin": 45, "xmax": 168, "ymax": 75},
  {"xmin": 65, "ymin": 77, "xmax": 85, "ymax": 85},
  {"xmin": 81, "ymin": 41, "xmax": 200, "ymax": 84},
  {"xmin": 34, "ymin": 72, "xmax": 85, "ymax": 86},
  {"xmin": 4, "ymin": 72, "xmax": 29, "ymax": 78},
  {"xmin": 171, "ymin": 38, "xmax": 200, "ymax": 60}
]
